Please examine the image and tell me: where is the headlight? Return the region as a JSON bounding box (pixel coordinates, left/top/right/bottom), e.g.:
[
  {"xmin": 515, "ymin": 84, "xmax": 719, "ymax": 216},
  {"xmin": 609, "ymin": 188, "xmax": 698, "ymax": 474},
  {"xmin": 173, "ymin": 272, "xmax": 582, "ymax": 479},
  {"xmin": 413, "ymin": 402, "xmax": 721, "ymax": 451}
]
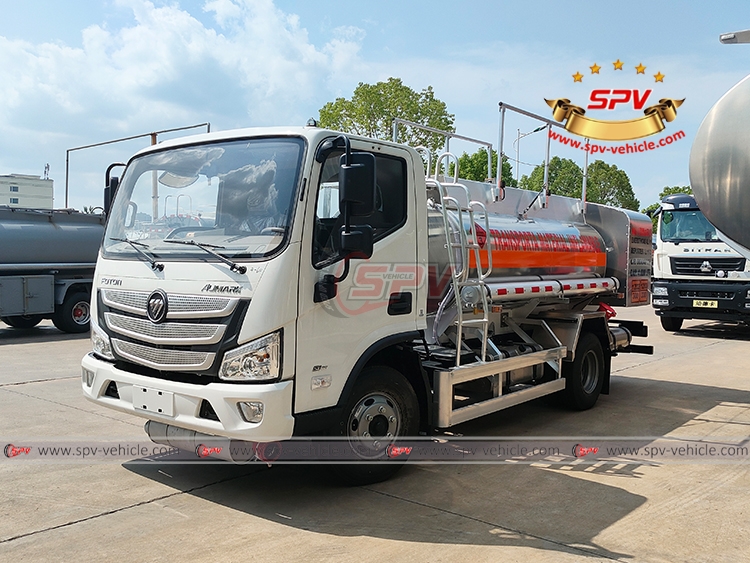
[
  {"xmin": 652, "ymin": 286, "xmax": 668, "ymax": 296},
  {"xmin": 91, "ymin": 319, "xmax": 114, "ymax": 361},
  {"xmin": 219, "ymin": 331, "xmax": 281, "ymax": 382}
]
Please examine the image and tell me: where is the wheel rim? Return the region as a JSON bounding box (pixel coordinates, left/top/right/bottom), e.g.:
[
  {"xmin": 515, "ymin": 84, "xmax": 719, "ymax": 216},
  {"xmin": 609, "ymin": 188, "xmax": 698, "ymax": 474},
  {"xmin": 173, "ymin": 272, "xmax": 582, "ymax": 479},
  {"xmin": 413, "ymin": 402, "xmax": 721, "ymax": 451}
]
[
  {"xmin": 346, "ymin": 392, "xmax": 400, "ymax": 458},
  {"xmin": 72, "ymin": 302, "xmax": 90, "ymax": 325},
  {"xmin": 580, "ymin": 349, "xmax": 600, "ymax": 394}
]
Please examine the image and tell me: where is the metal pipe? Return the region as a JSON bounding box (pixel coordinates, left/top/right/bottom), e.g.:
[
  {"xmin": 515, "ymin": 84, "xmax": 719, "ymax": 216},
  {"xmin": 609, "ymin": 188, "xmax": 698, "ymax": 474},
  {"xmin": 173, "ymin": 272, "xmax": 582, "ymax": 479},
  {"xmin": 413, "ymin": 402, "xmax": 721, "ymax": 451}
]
[
  {"xmin": 64, "ymin": 122, "xmax": 210, "ymax": 210},
  {"xmin": 582, "ymin": 139, "xmax": 590, "ymax": 214},
  {"xmin": 498, "ymin": 105, "xmax": 506, "ymax": 195}
]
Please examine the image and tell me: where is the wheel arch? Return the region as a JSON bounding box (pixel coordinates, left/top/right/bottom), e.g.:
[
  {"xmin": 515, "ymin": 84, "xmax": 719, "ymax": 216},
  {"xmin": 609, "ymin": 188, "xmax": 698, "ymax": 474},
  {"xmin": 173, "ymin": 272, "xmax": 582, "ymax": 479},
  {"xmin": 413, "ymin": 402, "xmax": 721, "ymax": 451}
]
[{"xmin": 292, "ymin": 330, "xmax": 431, "ymax": 435}]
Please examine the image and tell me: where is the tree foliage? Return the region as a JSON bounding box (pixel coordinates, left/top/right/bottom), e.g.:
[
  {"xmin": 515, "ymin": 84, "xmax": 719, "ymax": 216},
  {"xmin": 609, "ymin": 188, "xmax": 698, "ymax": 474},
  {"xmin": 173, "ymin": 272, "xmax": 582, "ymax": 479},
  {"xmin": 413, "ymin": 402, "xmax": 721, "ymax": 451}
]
[
  {"xmin": 447, "ymin": 148, "xmax": 515, "ymax": 186},
  {"xmin": 318, "ymin": 78, "xmax": 455, "ymax": 154},
  {"xmin": 519, "ymin": 157, "xmax": 639, "ymax": 211},
  {"xmin": 641, "ymin": 185, "xmax": 692, "ymax": 232}
]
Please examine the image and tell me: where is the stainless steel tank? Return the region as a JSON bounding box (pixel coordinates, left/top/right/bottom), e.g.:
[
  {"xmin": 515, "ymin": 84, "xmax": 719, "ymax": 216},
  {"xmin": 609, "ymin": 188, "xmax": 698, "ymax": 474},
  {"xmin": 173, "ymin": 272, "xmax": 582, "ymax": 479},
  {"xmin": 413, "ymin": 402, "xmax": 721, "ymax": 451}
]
[
  {"xmin": 690, "ymin": 74, "xmax": 750, "ymax": 257},
  {"xmin": 0, "ymin": 207, "xmax": 105, "ymax": 271},
  {"xmin": 426, "ymin": 207, "xmax": 607, "ymax": 310}
]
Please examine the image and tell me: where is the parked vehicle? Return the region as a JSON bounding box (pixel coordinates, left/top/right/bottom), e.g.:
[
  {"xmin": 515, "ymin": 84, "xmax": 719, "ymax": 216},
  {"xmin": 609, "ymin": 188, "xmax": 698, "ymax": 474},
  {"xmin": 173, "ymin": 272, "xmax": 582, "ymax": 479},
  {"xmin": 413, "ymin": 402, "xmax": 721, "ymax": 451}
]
[
  {"xmin": 81, "ymin": 123, "xmax": 653, "ymax": 483},
  {"xmin": 650, "ymin": 194, "xmax": 750, "ymax": 331},
  {"xmin": 0, "ymin": 206, "xmax": 104, "ymax": 332}
]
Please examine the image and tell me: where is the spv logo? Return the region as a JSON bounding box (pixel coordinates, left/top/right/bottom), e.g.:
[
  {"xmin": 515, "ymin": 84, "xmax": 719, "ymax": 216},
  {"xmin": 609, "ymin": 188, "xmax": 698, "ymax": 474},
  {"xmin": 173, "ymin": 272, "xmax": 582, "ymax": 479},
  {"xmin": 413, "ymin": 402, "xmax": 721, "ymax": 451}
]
[{"xmin": 546, "ymin": 59, "xmax": 683, "ymax": 141}]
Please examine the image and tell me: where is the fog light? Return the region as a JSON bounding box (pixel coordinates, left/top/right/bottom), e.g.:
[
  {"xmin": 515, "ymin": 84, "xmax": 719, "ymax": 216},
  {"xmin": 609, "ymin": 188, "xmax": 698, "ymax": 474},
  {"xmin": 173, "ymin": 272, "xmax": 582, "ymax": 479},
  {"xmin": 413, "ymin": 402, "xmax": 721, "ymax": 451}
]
[
  {"xmin": 745, "ymin": 303, "xmax": 750, "ymax": 309},
  {"xmin": 82, "ymin": 368, "xmax": 95, "ymax": 387},
  {"xmin": 652, "ymin": 286, "xmax": 668, "ymax": 296},
  {"xmin": 238, "ymin": 401, "xmax": 264, "ymax": 423},
  {"xmin": 653, "ymin": 298, "xmax": 670, "ymax": 306}
]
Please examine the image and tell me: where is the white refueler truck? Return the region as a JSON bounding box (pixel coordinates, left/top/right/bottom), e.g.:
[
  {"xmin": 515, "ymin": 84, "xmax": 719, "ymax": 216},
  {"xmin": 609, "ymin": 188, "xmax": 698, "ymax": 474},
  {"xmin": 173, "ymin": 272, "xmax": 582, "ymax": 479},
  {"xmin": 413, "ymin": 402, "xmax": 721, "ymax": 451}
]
[
  {"xmin": 82, "ymin": 119, "xmax": 653, "ymax": 483},
  {"xmin": 651, "ymin": 193, "xmax": 750, "ymax": 331}
]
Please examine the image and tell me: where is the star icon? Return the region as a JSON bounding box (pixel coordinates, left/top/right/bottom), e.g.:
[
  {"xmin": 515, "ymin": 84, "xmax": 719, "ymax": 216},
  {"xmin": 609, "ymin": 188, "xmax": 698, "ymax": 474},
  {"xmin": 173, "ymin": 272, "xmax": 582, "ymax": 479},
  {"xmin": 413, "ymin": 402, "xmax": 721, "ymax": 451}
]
[
  {"xmin": 613, "ymin": 59, "xmax": 624, "ymax": 70},
  {"xmin": 654, "ymin": 71, "xmax": 665, "ymax": 82},
  {"xmin": 635, "ymin": 63, "xmax": 647, "ymax": 74},
  {"xmin": 573, "ymin": 71, "xmax": 584, "ymax": 82},
  {"xmin": 590, "ymin": 63, "xmax": 601, "ymax": 74}
]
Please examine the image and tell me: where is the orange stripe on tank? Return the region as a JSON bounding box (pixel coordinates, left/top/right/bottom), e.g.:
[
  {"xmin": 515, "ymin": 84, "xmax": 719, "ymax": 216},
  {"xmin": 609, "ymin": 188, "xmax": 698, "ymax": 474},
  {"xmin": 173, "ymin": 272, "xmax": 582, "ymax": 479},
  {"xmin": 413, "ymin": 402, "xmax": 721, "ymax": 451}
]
[{"xmin": 469, "ymin": 250, "xmax": 607, "ymax": 270}]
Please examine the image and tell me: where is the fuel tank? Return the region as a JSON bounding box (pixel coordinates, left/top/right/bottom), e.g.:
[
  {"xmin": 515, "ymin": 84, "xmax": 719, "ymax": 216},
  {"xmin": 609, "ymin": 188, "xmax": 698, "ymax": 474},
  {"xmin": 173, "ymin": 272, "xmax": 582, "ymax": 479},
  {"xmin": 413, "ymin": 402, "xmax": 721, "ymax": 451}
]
[
  {"xmin": 426, "ymin": 181, "xmax": 652, "ymax": 310},
  {"xmin": 690, "ymin": 74, "xmax": 750, "ymax": 258},
  {"xmin": 0, "ymin": 207, "xmax": 105, "ymax": 272}
]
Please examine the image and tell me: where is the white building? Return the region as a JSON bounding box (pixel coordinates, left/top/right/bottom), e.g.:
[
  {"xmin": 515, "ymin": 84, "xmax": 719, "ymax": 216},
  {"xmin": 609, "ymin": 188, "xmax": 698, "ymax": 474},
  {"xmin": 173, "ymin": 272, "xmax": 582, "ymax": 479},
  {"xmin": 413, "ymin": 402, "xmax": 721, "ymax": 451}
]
[{"xmin": 0, "ymin": 174, "xmax": 54, "ymax": 209}]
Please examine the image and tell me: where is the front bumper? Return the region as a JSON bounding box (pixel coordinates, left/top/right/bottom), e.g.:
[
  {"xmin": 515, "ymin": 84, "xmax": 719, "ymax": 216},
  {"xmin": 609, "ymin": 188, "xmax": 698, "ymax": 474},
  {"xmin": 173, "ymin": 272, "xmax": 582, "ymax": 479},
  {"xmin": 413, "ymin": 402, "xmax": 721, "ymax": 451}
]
[
  {"xmin": 81, "ymin": 352, "xmax": 295, "ymax": 442},
  {"xmin": 651, "ymin": 280, "xmax": 750, "ymax": 322}
]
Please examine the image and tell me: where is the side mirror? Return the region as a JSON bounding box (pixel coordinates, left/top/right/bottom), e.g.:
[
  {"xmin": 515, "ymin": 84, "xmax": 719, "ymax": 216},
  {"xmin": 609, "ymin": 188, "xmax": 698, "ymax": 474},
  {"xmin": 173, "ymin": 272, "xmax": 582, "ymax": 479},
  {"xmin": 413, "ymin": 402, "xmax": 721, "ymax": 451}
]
[
  {"xmin": 340, "ymin": 224, "xmax": 373, "ymax": 259},
  {"xmin": 104, "ymin": 176, "xmax": 118, "ymax": 215},
  {"xmin": 339, "ymin": 152, "xmax": 376, "ymax": 217}
]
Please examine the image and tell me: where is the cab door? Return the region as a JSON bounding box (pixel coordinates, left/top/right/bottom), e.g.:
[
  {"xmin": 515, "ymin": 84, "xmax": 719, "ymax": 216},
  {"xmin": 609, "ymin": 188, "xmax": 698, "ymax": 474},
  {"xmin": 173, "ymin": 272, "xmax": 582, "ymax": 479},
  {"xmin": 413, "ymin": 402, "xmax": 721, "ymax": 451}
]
[{"xmin": 295, "ymin": 140, "xmax": 420, "ymax": 415}]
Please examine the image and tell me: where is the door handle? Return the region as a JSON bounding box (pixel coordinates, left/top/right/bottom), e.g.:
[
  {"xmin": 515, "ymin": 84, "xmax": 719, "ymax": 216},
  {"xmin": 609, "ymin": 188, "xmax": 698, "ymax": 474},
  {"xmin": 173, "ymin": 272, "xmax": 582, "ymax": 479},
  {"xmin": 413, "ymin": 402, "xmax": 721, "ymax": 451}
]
[{"xmin": 387, "ymin": 292, "xmax": 412, "ymax": 316}]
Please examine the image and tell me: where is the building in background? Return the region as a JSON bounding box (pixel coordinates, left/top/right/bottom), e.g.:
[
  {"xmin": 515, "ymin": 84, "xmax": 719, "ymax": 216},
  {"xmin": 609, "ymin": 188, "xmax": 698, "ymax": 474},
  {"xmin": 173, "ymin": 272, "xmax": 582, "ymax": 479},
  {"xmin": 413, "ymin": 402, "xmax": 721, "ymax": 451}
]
[{"xmin": 0, "ymin": 174, "xmax": 54, "ymax": 209}]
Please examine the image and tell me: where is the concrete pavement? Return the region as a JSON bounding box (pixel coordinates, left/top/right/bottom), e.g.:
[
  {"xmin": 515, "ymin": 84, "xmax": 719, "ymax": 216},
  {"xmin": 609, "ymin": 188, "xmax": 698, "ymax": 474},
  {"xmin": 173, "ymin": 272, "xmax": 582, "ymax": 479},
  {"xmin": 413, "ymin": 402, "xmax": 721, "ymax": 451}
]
[{"xmin": 0, "ymin": 310, "xmax": 748, "ymax": 562}]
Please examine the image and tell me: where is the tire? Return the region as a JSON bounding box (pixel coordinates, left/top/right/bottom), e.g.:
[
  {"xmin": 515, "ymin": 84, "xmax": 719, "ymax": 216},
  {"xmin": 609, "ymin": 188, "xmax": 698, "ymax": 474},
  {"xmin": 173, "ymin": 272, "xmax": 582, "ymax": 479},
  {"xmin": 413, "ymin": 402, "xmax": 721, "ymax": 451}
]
[
  {"xmin": 660, "ymin": 316, "xmax": 683, "ymax": 332},
  {"xmin": 563, "ymin": 333, "xmax": 605, "ymax": 411},
  {"xmin": 52, "ymin": 291, "xmax": 91, "ymax": 333},
  {"xmin": 331, "ymin": 365, "xmax": 420, "ymax": 485},
  {"xmin": 2, "ymin": 314, "xmax": 44, "ymax": 329}
]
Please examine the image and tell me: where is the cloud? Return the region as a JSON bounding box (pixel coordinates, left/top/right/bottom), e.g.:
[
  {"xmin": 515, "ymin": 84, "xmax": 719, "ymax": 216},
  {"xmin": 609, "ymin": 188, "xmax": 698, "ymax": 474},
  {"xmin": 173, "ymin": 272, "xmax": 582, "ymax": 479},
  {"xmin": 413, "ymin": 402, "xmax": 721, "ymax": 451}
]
[{"xmin": 0, "ymin": 0, "xmax": 365, "ymax": 208}]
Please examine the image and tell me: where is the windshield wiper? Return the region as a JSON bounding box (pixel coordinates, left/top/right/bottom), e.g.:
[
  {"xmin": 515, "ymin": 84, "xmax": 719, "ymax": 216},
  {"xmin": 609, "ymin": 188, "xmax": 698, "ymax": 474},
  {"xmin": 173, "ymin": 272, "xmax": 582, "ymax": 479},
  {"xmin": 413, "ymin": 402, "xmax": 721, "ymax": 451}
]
[
  {"xmin": 163, "ymin": 239, "xmax": 247, "ymax": 274},
  {"xmin": 110, "ymin": 238, "xmax": 164, "ymax": 271}
]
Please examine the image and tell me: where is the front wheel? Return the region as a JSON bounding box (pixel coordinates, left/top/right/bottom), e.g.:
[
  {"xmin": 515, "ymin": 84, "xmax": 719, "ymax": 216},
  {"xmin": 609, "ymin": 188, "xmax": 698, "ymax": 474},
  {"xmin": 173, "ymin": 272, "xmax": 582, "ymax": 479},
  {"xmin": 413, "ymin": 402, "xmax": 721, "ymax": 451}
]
[
  {"xmin": 52, "ymin": 292, "xmax": 91, "ymax": 333},
  {"xmin": 331, "ymin": 365, "xmax": 419, "ymax": 485},
  {"xmin": 563, "ymin": 333, "xmax": 605, "ymax": 411},
  {"xmin": 660, "ymin": 316, "xmax": 683, "ymax": 332},
  {"xmin": 2, "ymin": 315, "xmax": 44, "ymax": 329}
]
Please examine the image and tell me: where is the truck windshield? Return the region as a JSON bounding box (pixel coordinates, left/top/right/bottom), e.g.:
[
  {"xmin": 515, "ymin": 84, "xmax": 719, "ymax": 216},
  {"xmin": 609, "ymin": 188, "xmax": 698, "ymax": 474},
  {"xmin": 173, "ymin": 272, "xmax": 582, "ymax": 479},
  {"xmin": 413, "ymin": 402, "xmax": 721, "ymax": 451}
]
[
  {"xmin": 660, "ymin": 209, "xmax": 720, "ymax": 243},
  {"xmin": 103, "ymin": 137, "xmax": 305, "ymax": 261}
]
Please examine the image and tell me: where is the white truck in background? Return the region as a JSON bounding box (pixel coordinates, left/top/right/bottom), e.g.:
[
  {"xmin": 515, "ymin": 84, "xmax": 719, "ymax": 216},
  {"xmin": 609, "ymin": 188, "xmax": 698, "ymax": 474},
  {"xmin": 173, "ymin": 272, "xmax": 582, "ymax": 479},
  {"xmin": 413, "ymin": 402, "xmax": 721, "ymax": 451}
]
[
  {"xmin": 81, "ymin": 114, "xmax": 653, "ymax": 484},
  {"xmin": 651, "ymin": 193, "xmax": 750, "ymax": 331}
]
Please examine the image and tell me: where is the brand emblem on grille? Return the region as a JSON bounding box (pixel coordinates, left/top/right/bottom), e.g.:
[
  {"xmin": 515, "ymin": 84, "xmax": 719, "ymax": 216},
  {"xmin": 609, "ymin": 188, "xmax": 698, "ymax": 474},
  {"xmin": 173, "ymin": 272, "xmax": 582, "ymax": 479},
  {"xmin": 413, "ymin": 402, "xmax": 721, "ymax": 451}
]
[
  {"xmin": 700, "ymin": 261, "xmax": 713, "ymax": 273},
  {"xmin": 147, "ymin": 290, "xmax": 168, "ymax": 323}
]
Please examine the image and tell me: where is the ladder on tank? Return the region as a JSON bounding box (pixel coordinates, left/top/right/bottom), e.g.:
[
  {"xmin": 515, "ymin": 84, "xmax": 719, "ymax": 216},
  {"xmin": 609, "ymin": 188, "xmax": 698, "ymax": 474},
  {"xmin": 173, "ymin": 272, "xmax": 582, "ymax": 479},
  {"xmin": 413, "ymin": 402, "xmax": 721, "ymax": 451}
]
[{"xmin": 427, "ymin": 153, "xmax": 493, "ymax": 367}]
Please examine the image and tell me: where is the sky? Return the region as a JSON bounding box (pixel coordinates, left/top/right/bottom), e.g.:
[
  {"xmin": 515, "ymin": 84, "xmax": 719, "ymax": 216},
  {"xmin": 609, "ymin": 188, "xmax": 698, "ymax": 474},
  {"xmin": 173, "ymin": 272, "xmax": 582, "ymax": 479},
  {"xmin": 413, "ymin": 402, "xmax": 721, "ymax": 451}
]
[{"xmin": 2, "ymin": 0, "xmax": 750, "ymax": 211}]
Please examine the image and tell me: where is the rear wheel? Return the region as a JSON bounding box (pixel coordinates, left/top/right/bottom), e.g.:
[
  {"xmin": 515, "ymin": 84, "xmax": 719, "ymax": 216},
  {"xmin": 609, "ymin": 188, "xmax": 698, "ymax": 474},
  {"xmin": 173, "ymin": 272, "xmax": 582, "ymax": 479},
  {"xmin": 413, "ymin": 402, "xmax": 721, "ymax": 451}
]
[
  {"xmin": 1, "ymin": 315, "xmax": 44, "ymax": 329},
  {"xmin": 563, "ymin": 333, "xmax": 605, "ymax": 410},
  {"xmin": 331, "ymin": 365, "xmax": 419, "ymax": 485},
  {"xmin": 52, "ymin": 292, "xmax": 91, "ymax": 333},
  {"xmin": 660, "ymin": 316, "xmax": 683, "ymax": 332}
]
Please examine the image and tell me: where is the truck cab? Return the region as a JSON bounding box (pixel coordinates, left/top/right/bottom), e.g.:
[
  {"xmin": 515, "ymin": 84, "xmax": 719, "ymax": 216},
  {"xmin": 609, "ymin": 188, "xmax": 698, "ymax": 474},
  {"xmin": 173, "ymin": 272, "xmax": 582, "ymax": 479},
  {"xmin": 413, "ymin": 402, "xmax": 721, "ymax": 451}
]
[{"xmin": 651, "ymin": 194, "xmax": 750, "ymax": 330}]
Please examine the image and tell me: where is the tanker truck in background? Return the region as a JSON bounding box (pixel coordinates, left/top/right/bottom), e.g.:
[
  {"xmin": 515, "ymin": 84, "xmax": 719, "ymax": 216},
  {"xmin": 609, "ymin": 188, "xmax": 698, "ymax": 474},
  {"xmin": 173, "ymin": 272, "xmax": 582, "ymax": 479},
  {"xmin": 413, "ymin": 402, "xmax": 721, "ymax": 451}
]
[
  {"xmin": 0, "ymin": 207, "xmax": 104, "ymax": 332},
  {"xmin": 81, "ymin": 117, "xmax": 653, "ymax": 483},
  {"xmin": 651, "ymin": 193, "xmax": 750, "ymax": 331}
]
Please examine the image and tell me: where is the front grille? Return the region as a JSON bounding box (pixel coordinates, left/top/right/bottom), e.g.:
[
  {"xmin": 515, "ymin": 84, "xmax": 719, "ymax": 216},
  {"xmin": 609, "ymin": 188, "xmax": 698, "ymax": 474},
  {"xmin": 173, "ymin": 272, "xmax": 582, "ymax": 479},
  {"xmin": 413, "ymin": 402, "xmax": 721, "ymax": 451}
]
[
  {"xmin": 101, "ymin": 289, "xmax": 238, "ymax": 319},
  {"xmin": 678, "ymin": 290, "xmax": 735, "ymax": 300},
  {"xmin": 104, "ymin": 312, "xmax": 226, "ymax": 345},
  {"xmin": 670, "ymin": 257, "xmax": 746, "ymax": 276},
  {"xmin": 112, "ymin": 339, "xmax": 215, "ymax": 371}
]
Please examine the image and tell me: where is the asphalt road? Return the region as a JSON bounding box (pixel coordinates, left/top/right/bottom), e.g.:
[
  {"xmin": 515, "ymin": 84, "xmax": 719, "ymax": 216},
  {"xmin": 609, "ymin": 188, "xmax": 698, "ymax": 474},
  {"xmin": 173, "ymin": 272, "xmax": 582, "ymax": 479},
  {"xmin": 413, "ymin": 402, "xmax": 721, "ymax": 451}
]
[{"xmin": 0, "ymin": 310, "xmax": 748, "ymax": 563}]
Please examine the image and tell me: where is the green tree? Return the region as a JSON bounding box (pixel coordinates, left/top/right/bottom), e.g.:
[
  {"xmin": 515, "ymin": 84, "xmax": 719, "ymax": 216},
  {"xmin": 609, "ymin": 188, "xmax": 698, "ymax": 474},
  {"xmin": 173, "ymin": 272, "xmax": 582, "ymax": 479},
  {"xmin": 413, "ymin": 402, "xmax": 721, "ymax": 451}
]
[
  {"xmin": 519, "ymin": 156, "xmax": 583, "ymax": 199},
  {"xmin": 641, "ymin": 185, "xmax": 692, "ymax": 232},
  {"xmin": 447, "ymin": 148, "xmax": 515, "ymax": 186},
  {"xmin": 586, "ymin": 160, "xmax": 639, "ymax": 211},
  {"xmin": 519, "ymin": 157, "xmax": 639, "ymax": 211},
  {"xmin": 318, "ymin": 78, "xmax": 455, "ymax": 155}
]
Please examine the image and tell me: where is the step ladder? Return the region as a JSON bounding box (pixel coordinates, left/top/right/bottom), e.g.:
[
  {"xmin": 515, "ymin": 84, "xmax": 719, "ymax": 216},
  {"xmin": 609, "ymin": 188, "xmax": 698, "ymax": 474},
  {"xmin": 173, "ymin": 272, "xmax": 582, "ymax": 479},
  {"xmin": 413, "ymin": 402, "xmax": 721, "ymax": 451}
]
[{"xmin": 427, "ymin": 153, "xmax": 493, "ymax": 366}]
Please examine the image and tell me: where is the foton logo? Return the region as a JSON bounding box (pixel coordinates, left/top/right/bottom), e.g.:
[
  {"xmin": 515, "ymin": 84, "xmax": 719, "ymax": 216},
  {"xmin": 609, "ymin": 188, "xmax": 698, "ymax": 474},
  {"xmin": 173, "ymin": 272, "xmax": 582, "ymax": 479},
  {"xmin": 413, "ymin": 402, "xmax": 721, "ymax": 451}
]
[
  {"xmin": 4, "ymin": 443, "xmax": 31, "ymax": 458},
  {"xmin": 572, "ymin": 444, "xmax": 599, "ymax": 458},
  {"xmin": 588, "ymin": 89, "xmax": 652, "ymax": 111}
]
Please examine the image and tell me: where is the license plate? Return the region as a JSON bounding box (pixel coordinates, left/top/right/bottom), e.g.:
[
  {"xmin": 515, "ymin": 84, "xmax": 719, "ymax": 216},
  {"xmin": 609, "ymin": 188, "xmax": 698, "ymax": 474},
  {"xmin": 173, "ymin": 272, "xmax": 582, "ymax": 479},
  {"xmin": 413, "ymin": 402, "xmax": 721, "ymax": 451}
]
[
  {"xmin": 133, "ymin": 385, "xmax": 174, "ymax": 416},
  {"xmin": 693, "ymin": 299, "xmax": 718, "ymax": 309}
]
